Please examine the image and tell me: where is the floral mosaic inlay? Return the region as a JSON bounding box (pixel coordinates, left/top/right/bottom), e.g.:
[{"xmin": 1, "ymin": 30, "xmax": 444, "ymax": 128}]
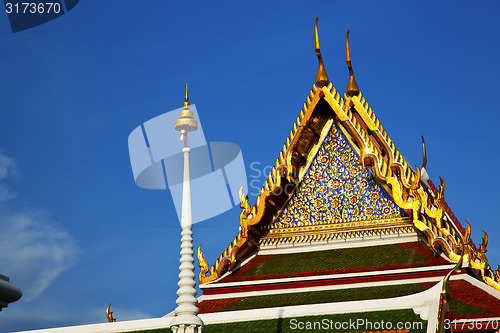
[{"xmin": 275, "ymin": 123, "xmax": 403, "ymax": 226}]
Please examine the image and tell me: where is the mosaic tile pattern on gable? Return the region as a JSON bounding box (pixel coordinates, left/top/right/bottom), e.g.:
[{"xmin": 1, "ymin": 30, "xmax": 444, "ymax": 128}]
[{"xmin": 275, "ymin": 122, "xmax": 403, "ymax": 226}]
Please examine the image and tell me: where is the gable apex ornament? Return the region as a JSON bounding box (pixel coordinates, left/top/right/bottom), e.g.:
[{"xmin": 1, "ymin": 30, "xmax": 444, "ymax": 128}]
[{"xmin": 314, "ymin": 17, "xmax": 329, "ymax": 88}]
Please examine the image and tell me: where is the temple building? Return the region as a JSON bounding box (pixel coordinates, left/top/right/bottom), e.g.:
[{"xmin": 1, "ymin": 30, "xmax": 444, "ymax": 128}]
[
  {"xmin": 18, "ymin": 19, "xmax": 500, "ymax": 333},
  {"xmin": 192, "ymin": 21, "xmax": 500, "ymax": 333}
]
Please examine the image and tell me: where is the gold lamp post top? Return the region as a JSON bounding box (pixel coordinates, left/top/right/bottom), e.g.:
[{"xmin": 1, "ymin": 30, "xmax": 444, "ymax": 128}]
[{"xmin": 175, "ymin": 84, "xmax": 198, "ymax": 134}]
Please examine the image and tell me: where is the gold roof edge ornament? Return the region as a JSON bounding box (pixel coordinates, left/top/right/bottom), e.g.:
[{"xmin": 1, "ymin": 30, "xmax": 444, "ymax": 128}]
[
  {"xmin": 314, "ymin": 17, "xmax": 329, "ymax": 88},
  {"xmin": 437, "ymin": 236, "xmax": 464, "ymax": 333},
  {"xmin": 420, "ymin": 135, "xmax": 430, "ymax": 183},
  {"xmin": 421, "ymin": 135, "xmax": 427, "ymax": 169},
  {"xmin": 197, "ymin": 245, "xmax": 210, "ymax": 282},
  {"xmin": 106, "ymin": 303, "xmax": 116, "ymax": 323},
  {"xmin": 345, "ymin": 29, "xmax": 359, "ymax": 97},
  {"xmin": 478, "ymin": 230, "xmax": 489, "ymax": 263}
]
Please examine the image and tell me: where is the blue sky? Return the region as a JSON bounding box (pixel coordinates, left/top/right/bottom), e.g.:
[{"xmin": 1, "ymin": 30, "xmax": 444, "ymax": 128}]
[{"xmin": 0, "ymin": 1, "xmax": 499, "ymax": 331}]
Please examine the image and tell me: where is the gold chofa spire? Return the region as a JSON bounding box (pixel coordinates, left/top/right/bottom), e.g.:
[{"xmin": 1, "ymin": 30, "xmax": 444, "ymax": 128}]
[
  {"xmin": 345, "ymin": 29, "xmax": 360, "ymax": 97},
  {"xmin": 421, "ymin": 134, "xmax": 427, "ymax": 169},
  {"xmin": 314, "ymin": 17, "xmax": 329, "ymax": 87}
]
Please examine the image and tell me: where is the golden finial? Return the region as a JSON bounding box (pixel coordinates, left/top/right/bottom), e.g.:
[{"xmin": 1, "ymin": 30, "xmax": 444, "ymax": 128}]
[
  {"xmin": 184, "ymin": 83, "xmax": 189, "ymax": 108},
  {"xmin": 106, "ymin": 303, "xmax": 116, "ymax": 322},
  {"xmin": 314, "ymin": 17, "xmax": 329, "ymax": 88},
  {"xmin": 421, "ymin": 135, "xmax": 427, "ymax": 169},
  {"xmin": 345, "ymin": 29, "xmax": 359, "ymax": 97}
]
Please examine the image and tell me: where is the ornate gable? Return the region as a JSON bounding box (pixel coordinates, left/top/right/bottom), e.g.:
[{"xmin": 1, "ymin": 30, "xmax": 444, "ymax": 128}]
[
  {"xmin": 261, "ymin": 119, "xmax": 410, "ymax": 245},
  {"xmin": 276, "ymin": 119, "xmax": 403, "ymax": 225}
]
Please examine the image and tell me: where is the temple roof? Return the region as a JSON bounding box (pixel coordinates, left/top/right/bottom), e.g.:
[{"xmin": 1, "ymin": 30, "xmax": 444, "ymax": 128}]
[
  {"xmin": 198, "ymin": 79, "xmax": 500, "ymax": 292},
  {"xmin": 196, "ymin": 25, "xmax": 500, "ymax": 329}
]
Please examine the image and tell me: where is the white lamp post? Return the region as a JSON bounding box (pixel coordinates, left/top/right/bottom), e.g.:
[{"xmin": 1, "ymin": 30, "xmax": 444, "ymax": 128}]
[{"xmin": 169, "ymin": 84, "xmax": 204, "ymax": 333}]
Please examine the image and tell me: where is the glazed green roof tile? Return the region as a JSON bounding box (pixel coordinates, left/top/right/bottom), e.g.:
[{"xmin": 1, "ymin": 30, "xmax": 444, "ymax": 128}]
[
  {"xmin": 241, "ymin": 244, "xmax": 429, "ymax": 277},
  {"xmin": 216, "ymin": 283, "xmax": 427, "ymax": 312},
  {"xmin": 448, "ymin": 297, "xmax": 489, "ymax": 316}
]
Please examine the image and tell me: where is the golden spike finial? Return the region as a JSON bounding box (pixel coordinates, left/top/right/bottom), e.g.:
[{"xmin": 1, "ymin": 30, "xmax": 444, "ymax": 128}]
[
  {"xmin": 314, "ymin": 17, "xmax": 329, "ymax": 88},
  {"xmin": 345, "ymin": 29, "xmax": 359, "ymax": 97},
  {"xmin": 184, "ymin": 83, "xmax": 189, "ymax": 108},
  {"xmin": 106, "ymin": 303, "xmax": 116, "ymax": 322},
  {"xmin": 421, "ymin": 135, "xmax": 427, "ymax": 169}
]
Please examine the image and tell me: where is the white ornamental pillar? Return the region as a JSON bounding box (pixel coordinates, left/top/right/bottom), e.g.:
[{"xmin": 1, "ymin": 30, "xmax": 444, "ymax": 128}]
[{"xmin": 170, "ymin": 84, "xmax": 203, "ymax": 333}]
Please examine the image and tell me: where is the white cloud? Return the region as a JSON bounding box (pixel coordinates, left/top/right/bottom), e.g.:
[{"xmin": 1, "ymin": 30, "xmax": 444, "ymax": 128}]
[
  {"xmin": 0, "ymin": 151, "xmax": 79, "ymax": 302},
  {"xmin": 0, "ymin": 151, "xmax": 18, "ymax": 180},
  {"xmin": 0, "ymin": 151, "xmax": 18, "ymax": 201},
  {"xmin": 0, "ymin": 209, "xmax": 79, "ymax": 302},
  {"xmin": 0, "ymin": 184, "xmax": 17, "ymax": 201}
]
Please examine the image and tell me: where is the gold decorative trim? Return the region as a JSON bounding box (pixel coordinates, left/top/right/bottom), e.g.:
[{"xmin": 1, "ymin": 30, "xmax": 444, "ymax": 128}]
[{"xmin": 260, "ymin": 216, "xmax": 414, "ymax": 246}]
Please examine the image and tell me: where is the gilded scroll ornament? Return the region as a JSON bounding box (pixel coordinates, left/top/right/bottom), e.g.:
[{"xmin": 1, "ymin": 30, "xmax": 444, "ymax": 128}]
[
  {"xmin": 461, "ymin": 220, "xmax": 475, "ymax": 263},
  {"xmin": 197, "ymin": 245, "xmax": 209, "ymax": 283},
  {"xmin": 106, "ymin": 303, "xmax": 116, "ymax": 323},
  {"xmin": 478, "ymin": 230, "xmax": 489, "ymax": 267},
  {"xmin": 432, "ymin": 177, "xmax": 445, "ymax": 211}
]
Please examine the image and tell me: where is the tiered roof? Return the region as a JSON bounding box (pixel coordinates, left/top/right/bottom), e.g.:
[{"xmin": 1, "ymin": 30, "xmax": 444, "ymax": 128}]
[
  {"xmin": 197, "ymin": 25, "xmax": 500, "ymax": 293},
  {"xmin": 196, "ymin": 18, "xmax": 500, "ymax": 333}
]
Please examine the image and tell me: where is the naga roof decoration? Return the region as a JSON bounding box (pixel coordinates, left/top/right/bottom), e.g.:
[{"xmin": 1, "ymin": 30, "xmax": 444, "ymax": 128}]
[{"xmin": 197, "ymin": 21, "xmax": 500, "ymax": 293}]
